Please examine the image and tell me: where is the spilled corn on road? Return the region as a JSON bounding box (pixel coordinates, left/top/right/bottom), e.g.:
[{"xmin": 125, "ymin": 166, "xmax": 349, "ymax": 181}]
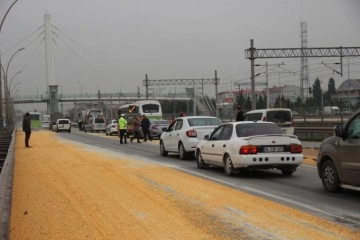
[{"xmin": 10, "ymin": 130, "xmax": 359, "ymax": 240}]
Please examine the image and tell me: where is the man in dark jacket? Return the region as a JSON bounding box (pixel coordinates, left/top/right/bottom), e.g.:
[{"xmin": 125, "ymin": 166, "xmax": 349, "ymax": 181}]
[
  {"xmin": 22, "ymin": 112, "xmax": 32, "ymax": 148},
  {"xmin": 140, "ymin": 115, "xmax": 152, "ymax": 142},
  {"xmin": 236, "ymin": 106, "xmax": 244, "ymax": 121}
]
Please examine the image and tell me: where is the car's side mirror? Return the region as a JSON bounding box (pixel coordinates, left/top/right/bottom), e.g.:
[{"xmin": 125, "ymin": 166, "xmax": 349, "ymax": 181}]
[
  {"xmin": 334, "ymin": 125, "xmax": 343, "ymax": 137},
  {"xmin": 204, "ymin": 135, "xmax": 210, "ymax": 140}
]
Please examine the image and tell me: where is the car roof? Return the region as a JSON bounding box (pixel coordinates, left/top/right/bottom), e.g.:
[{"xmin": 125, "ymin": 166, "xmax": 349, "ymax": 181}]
[{"xmin": 245, "ymin": 108, "xmax": 292, "ymax": 114}]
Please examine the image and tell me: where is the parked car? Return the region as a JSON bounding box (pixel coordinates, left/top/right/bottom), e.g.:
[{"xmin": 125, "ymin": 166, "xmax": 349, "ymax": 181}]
[
  {"xmin": 149, "ymin": 119, "xmax": 170, "ymax": 139},
  {"xmin": 41, "ymin": 121, "xmax": 50, "ymax": 129},
  {"xmin": 105, "ymin": 120, "xmax": 118, "ymax": 136},
  {"xmin": 196, "ymin": 121, "xmax": 303, "ymax": 176},
  {"xmin": 243, "ymin": 108, "xmax": 294, "ymax": 135},
  {"xmin": 317, "ymin": 109, "xmax": 360, "ymax": 192},
  {"xmin": 160, "ymin": 116, "xmax": 222, "ymax": 159},
  {"xmin": 84, "ymin": 117, "xmax": 106, "ymax": 133},
  {"xmin": 54, "ymin": 119, "xmax": 71, "ymax": 133}
]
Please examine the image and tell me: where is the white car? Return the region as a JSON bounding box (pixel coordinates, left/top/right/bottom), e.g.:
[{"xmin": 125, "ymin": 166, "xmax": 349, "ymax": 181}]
[
  {"xmin": 196, "ymin": 121, "xmax": 303, "ymax": 176},
  {"xmin": 105, "ymin": 120, "xmax": 118, "ymax": 136},
  {"xmin": 160, "ymin": 116, "xmax": 222, "ymax": 159},
  {"xmin": 54, "ymin": 119, "xmax": 71, "ymax": 133}
]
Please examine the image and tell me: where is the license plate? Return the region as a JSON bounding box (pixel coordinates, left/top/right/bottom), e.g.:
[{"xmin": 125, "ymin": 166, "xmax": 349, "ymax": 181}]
[{"xmin": 264, "ymin": 146, "xmax": 284, "ymax": 152}]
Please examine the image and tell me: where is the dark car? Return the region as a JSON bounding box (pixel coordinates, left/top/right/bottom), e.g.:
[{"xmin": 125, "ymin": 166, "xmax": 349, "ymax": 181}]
[
  {"xmin": 316, "ymin": 109, "xmax": 360, "ymax": 192},
  {"xmin": 149, "ymin": 119, "xmax": 170, "ymax": 139}
]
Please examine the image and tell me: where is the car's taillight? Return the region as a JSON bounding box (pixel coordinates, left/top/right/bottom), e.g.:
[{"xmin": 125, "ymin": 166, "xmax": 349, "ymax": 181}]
[
  {"xmin": 186, "ymin": 129, "xmax": 197, "ymax": 137},
  {"xmin": 290, "ymin": 144, "xmax": 302, "ymax": 153},
  {"xmin": 240, "ymin": 145, "xmax": 257, "ymax": 154},
  {"xmin": 152, "ymin": 125, "xmax": 158, "ymax": 130},
  {"xmin": 262, "ymin": 116, "xmax": 267, "ymax": 121}
]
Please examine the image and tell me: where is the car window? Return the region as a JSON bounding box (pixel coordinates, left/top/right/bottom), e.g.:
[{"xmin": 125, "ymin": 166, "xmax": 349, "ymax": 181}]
[
  {"xmin": 210, "ymin": 126, "xmax": 223, "ymax": 141},
  {"xmin": 347, "ymin": 114, "xmax": 360, "ymax": 139},
  {"xmin": 175, "ymin": 120, "xmax": 183, "ymax": 130},
  {"xmin": 187, "ymin": 118, "xmax": 221, "ymax": 127},
  {"xmin": 219, "ymin": 125, "xmax": 232, "ymax": 140},
  {"xmin": 267, "ymin": 111, "xmax": 291, "ymax": 123},
  {"xmin": 95, "ymin": 118, "xmax": 105, "ymax": 123},
  {"xmin": 244, "ymin": 113, "xmax": 262, "ymax": 121},
  {"xmin": 168, "ymin": 121, "xmax": 176, "ymax": 131},
  {"xmin": 236, "ymin": 123, "xmax": 283, "ymax": 137},
  {"xmin": 58, "ymin": 120, "xmax": 69, "ymax": 124}
]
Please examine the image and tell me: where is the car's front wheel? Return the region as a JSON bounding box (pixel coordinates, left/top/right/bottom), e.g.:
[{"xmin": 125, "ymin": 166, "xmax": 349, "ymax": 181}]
[
  {"xmin": 224, "ymin": 154, "xmax": 235, "ymax": 176},
  {"xmin": 196, "ymin": 150, "xmax": 209, "ymax": 169},
  {"xmin": 321, "ymin": 160, "xmax": 340, "ymax": 192},
  {"xmin": 160, "ymin": 141, "xmax": 168, "ymax": 156}
]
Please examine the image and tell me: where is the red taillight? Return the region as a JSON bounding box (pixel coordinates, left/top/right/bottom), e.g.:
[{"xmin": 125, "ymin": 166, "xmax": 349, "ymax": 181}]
[
  {"xmin": 152, "ymin": 125, "xmax": 158, "ymax": 130},
  {"xmin": 186, "ymin": 129, "xmax": 197, "ymax": 137},
  {"xmin": 240, "ymin": 145, "xmax": 257, "ymax": 154},
  {"xmin": 262, "ymin": 116, "xmax": 267, "ymax": 121},
  {"xmin": 290, "ymin": 144, "xmax": 302, "ymax": 153}
]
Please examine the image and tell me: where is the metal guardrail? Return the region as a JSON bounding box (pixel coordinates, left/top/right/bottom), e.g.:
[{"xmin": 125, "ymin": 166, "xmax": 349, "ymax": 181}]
[
  {"xmin": 294, "ymin": 127, "xmax": 334, "ymax": 141},
  {"xmin": 0, "ymin": 127, "xmax": 16, "ymax": 240}
]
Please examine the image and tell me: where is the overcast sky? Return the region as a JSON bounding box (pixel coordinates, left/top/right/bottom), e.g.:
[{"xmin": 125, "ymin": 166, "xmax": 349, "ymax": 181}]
[{"xmin": 1, "ymin": 0, "xmax": 360, "ymax": 111}]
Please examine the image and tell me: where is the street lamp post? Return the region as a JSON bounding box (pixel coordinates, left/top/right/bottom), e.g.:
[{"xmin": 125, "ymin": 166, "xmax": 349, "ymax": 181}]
[
  {"xmin": 4, "ymin": 48, "xmax": 25, "ymax": 123},
  {"xmin": 0, "ymin": 0, "xmax": 19, "ymax": 126}
]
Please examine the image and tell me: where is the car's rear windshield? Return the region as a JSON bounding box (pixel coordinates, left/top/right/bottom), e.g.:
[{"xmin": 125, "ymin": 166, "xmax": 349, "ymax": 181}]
[
  {"xmin": 244, "ymin": 113, "xmax": 262, "ymax": 121},
  {"xmin": 95, "ymin": 118, "xmax": 105, "ymax": 123},
  {"xmin": 187, "ymin": 118, "xmax": 222, "ymax": 127},
  {"xmin": 236, "ymin": 123, "xmax": 283, "ymax": 137},
  {"xmin": 58, "ymin": 120, "xmax": 70, "ymax": 124},
  {"xmin": 267, "ymin": 111, "xmax": 291, "ymax": 123}
]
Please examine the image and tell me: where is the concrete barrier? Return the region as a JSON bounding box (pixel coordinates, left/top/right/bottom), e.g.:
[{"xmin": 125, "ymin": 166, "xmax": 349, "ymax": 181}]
[{"xmin": 0, "ymin": 128, "xmax": 16, "ymax": 240}]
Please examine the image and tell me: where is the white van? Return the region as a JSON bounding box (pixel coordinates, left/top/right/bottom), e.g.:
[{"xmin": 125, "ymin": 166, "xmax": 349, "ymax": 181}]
[{"xmin": 243, "ymin": 108, "xmax": 294, "ymax": 134}]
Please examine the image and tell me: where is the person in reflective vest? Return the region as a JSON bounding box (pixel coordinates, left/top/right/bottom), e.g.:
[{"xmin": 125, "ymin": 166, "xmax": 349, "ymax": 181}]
[{"xmin": 118, "ymin": 114, "xmax": 128, "ymax": 144}]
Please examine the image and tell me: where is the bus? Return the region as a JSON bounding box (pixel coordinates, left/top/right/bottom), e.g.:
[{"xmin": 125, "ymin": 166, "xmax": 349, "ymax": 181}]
[
  {"xmin": 29, "ymin": 112, "xmax": 42, "ymax": 130},
  {"xmin": 119, "ymin": 100, "xmax": 163, "ymax": 120}
]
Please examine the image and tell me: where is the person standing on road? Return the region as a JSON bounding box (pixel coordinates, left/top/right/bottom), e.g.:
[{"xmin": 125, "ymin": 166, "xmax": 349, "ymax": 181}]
[
  {"xmin": 118, "ymin": 114, "xmax": 128, "ymax": 144},
  {"xmin": 236, "ymin": 105, "xmax": 244, "ymax": 121},
  {"xmin": 130, "ymin": 116, "xmax": 141, "ymax": 143},
  {"xmin": 140, "ymin": 114, "xmax": 152, "ymax": 142},
  {"xmin": 22, "ymin": 112, "xmax": 32, "ymax": 148}
]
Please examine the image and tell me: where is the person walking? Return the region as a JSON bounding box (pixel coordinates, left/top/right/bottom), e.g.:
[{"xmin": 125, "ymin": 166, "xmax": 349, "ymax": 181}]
[
  {"xmin": 236, "ymin": 105, "xmax": 244, "ymax": 121},
  {"xmin": 118, "ymin": 114, "xmax": 128, "ymax": 144},
  {"xmin": 130, "ymin": 116, "xmax": 141, "ymax": 143},
  {"xmin": 140, "ymin": 114, "xmax": 152, "ymax": 142},
  {"xmin": 22, "ymin": 112, "xmax": 32, "ymax": 148}
]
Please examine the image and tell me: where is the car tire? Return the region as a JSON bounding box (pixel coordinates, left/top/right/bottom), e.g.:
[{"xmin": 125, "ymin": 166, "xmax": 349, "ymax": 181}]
[
  {"xmin": 106, "ymin": 131, "xmax": 109, "ymax": 135},
  {"xmin": 160, "ymin": 141, "xmax": 168, "ymax": 156},
  {"xmin": 196, "ymin": 150, "xmax": 209, "ymax": 169},
  {"xmin": 68, "ymin": 129, "xmax": 71, "ymax": 133},
  {"xmin": 321, "ymin": 160, "xmax": 340, "ymax": 192},
  {"xmin": 224, "ymin": 154, "xmax": 235, "ymax": 176},
  {"xmin": 179, "ymin": 142, "xmax": 188, "ymax": 160},
  {"xmin": 281, "ymin": 167, "xmax": 296, "ymax": 176}
]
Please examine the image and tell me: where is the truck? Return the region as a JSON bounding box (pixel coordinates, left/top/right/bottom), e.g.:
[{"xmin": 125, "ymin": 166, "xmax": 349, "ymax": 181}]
[
  {"xmin": 323, "ymin": 106, "xmax": 340, "ymax": 115},
  {"xmin": 79, "ymin": 109, "xmax": 103, "ymax": 130}
]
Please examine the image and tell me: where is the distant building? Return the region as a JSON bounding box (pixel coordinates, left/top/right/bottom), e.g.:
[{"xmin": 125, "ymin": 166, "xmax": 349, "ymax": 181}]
[{"xmin": 332, "ymin": 79, "xmax": 360, "ymax": 107}]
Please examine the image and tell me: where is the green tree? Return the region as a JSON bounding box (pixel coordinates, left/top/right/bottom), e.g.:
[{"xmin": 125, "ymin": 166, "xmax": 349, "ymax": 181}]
[
  {"xmin": 257, "ymin": 94, "xmax": 266, "ymax": 109},
  {"xmin": 312, "ymin": 78, "xmax": 322, "ymax": 107}
]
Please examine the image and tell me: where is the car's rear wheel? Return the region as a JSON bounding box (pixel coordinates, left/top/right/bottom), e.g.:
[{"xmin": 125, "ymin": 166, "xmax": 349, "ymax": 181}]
[
  {"xmin": 160, "ymin": 141, "xmax": 168, "ymax": 156},
  {"xmin": 321, "ymin": 160, "xmax": 340, "ymax": 192},
  {"xmin": 224, "ymin": 154, "xmax": 235, "ymax": 176},
  {"xmin": 179, "ymin": 143, "xmax": 188, "ymax": 160},
  {"xmin": 196, "ymin": 150, "xmax": 209, "ymax": 169}
]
